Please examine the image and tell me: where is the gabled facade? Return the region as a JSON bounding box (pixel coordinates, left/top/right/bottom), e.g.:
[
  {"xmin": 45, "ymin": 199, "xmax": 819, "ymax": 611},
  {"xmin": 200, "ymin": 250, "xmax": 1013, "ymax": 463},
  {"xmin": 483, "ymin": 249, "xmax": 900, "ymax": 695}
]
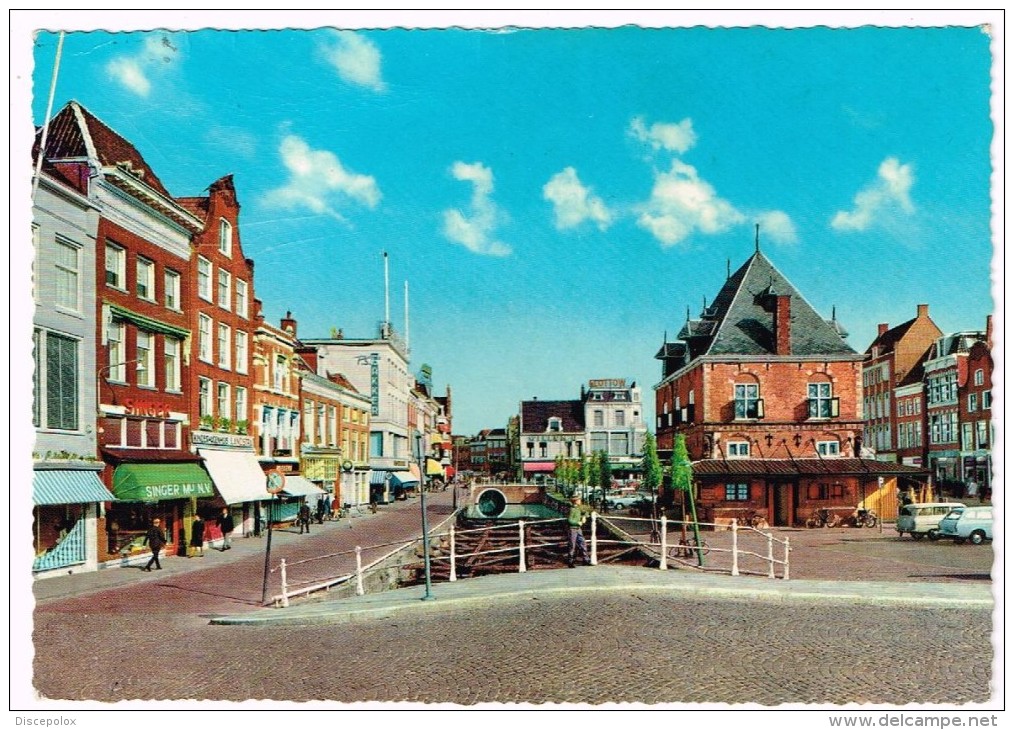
[
  {"xmin": 959, "ymin": 316, "xmax": 993, "ymax": 497},
  {"xmin": 654, "ymin": 247, "xmax": 927, "ymax": 526},
  {"xmin": 518, "ymin": 398, "xmax": 586, "ymax": 479},
  {"xmin": 582, "ymin": 379, "xmax": 648, "ymax": 481},
  {"xmin": 862, "ymin": 304, "xmax": 942, "ymax": 462},
  {"xmin": 40, "ymin": 101, "xmax": 214, "ymax": 566}
]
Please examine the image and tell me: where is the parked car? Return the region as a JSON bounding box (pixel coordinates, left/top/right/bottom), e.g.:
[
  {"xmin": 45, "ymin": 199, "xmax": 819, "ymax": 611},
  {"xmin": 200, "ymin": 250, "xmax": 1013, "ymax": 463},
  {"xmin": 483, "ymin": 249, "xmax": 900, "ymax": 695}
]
[
  {"xmin": 607, "ymin": 493, "xmax": 652, "ymax": 509},
  {"xmin": 937, "ymin": 506, "xmax": 993, "ymax": 545},
  {"xmin": 895, "ymin": 502, "xmax": 966, "ymax": 540}
]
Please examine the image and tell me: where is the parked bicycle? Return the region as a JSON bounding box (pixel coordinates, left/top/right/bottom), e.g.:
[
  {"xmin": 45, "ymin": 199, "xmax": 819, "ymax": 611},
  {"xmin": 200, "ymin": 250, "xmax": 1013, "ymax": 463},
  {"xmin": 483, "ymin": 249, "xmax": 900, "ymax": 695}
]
[{"xmin": 805, "ymin": 508, "xmax": 842, "ymax": 529}]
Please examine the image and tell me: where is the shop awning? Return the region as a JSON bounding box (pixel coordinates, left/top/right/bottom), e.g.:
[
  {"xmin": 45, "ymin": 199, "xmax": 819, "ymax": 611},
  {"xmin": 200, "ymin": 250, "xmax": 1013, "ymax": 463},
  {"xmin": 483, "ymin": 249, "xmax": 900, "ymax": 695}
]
[
  {"xmin": 369, "ymin": 470, "xmax": 389, "ymax": 486},
  {"xmin": 281, "ymin": 475, "xmax": 326, "ymax": 498},
  {"xmin": 426, "ymin": 458, "xmax": 444, "ymax": 477},
  {"xmin": 522, "ymin": 461, "xmax": 556, "ymax": 472},
  {"xmin": 389, "ymin": 471, "xmax": 419, "ymax": 487},
  {"xmin": 112, "ymin": 463, "xmax": 214, "ymax": 502},
  {"xmin": 198, "ymin": 448, "xmax": 272, "ymax": 504},
  {"xmin": 33, "ymin": 469, "xmax": 117, "ymax": 506}
]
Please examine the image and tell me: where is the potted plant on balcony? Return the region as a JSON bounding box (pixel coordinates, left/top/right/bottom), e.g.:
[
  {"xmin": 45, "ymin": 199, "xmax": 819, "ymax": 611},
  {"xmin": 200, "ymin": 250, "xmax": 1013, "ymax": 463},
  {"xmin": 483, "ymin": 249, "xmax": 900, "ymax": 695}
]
[
  {"xmin": 235, "ymin": 419, "xmax": 249, "ymax": 435},
  {"xmin": 199, "ymin": 415, "xmax": 214, "ymax": 431},
  {"xmin": 218, "ymin": 417, "xmax": 232, "ymax": 433}
]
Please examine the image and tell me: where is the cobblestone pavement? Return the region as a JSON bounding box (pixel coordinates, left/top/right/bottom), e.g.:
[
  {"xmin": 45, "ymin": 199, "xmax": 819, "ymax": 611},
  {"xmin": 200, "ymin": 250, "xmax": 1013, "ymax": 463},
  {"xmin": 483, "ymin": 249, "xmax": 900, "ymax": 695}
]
[
  {"xmin": 26, "ymin": 492, "xmax": 998, "ymax": 707},
  {"xmin": 32, "ymin": 590, "xmax": 993, "ymax": 705}
]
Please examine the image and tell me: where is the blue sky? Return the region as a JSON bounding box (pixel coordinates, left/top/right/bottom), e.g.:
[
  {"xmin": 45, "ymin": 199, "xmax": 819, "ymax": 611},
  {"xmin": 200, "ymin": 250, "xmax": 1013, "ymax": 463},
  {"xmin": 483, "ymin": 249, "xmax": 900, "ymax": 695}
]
[{"xmin": 21, "ymin": 14, "xmax": 999, "ymax": 436}]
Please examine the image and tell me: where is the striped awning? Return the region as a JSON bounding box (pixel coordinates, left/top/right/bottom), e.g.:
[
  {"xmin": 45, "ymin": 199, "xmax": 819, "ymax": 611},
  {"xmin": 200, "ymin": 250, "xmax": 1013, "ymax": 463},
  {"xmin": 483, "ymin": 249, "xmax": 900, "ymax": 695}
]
[
  {"xmin": 389, "ymin": 471, "xmax": 419, "ymax": 487},
  {"xmin": 33, "ymin": 469, "xmax": 116, "ymax": 506}
]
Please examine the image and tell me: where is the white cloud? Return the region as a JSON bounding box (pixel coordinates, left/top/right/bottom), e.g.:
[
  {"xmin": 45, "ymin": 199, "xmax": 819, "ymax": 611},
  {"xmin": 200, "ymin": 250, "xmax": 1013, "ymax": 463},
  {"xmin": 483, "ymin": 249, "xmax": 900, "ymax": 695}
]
[
  {"xmin": 542, "ymin": 167, "xmax": 613, "ymax": 231},
  {"xmin": 755, "ymin": 210, "xmax": 798, "ymax": 245},
  {"xmin": 442, "ymin": 161, "xmax": 511, "ymax": 257},
  {"xmin": 831, "ymin": 157, "xmax": 916, "ymax": 232},
  {"xmin": 322, "ymin": 31, "xmax": 386, "ymax": 92},
  {"xmin": 105, "ymin": 33, "xmax": 181, "ymax": 98},
  {"xmin": 262, "ymin": 135, "xmax": 380, "ymax": 221},
  {"xmin": 628, "ymin": 116, "xmax": 697, "ymax": 154},
  {"xmin": 636, "ymin": 160, "xmax": 744, "ymax": 247}
]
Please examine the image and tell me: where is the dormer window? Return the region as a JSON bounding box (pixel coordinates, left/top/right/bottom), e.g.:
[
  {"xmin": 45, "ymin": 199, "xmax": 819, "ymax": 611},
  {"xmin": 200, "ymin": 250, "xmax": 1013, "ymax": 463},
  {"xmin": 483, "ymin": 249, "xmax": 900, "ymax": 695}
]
[{"xmin": 548, "ymin": 417, "xmax": 562, "ymax": 432}]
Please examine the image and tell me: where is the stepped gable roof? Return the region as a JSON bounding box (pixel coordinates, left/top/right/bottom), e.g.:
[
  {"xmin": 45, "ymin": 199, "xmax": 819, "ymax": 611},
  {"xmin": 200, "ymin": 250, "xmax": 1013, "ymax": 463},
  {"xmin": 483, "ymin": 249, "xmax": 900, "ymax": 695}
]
[
  {"xmin": 38, "ymin": 102, "xmax": 173, "ymax": 198},
  {"xmin": 696, "ymin": 251, "xmax": 858, "ymax": 358},
  {"xmin": 520, "ymin": 399, "xmax": 584, "ymax": 433}
]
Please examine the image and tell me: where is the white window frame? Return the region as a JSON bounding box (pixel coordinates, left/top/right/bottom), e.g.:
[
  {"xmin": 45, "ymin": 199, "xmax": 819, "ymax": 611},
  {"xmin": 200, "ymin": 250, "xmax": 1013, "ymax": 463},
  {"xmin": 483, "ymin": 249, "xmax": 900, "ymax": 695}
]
[
  {"xmin": 328, "ymin": 406, "xmax": 337, "ymax": 447},
  {"xmin": 734, "ymin": 383, "xmax": 761, "ymax": 419},
  {"xmin": 197, "ymin": 256, "xmax": 213, "ymax": 301},
  {"xmin": 198, "ymin": 314, "xmax": 213, "ymax": 363},
  {"xmin": 217, "ymin": 323, "xmax": 232, "ymax": 370},
  {"xmin": 727, "ymin": 441, "xmax": 750, "ymax": 459},
  {"xmin": 235, "ymin": 278, "xmax": 249, "ymax": 318},
  {"xmin": 982, "ymin": 391, "xmax": 991, "ymax": 409},
  {"xmin": 36, "ymin": 329, "xmax": 81, "ymax": 431},
  {"xmin": 974, "ymin": 369, "xmax": 984, "ymax": 386},
  {"xmin": 967, "ymin": 393, "xmax": 978, "ymax": 412},
  {"xmin": 234, "ymin": 330, "xmax": 248, "ymax": 374},
  {"xmin": 235, "ymin": 386, "xmax": 247, "ymax": 425},
  {"xmin": 614, "ymin": 409, "xmax": 625, "ymax": 426},
  {"xmin": 219, "ymin": 218, "xmax": 233, "ymax": 257},
  {"xmin": 808, "ymin": 382, "xmax": 835, "ymax": 419},
  {"xmin": 164, "ymin": 269, "xmax": 181, "ymax": 311},
  {"xmin": 198, "ymin": 377, "xmax": 212, "ymax": 418},
  {"xmin": 816, "ymin": 440, "xmax": 840, "ymax": 457},
  {"xmin": 217, "ymin": 382, "xmax": 231, "ymax": 421},
  {"xmin": 164, "ymin": 337, "xmax": 181, "ymax": 392},
  {"xmin": 53, "ymin": 236, "xmax": 81, "ymax": 311},
  {"xmin": 304, "ymin": 400, "xmax": 315, "ymax": 443},
  {"xmin": 136, "ymin": 331, "xmax": 155, "ymax": 387},
  {"xmin": 217, "ymin": 269, "xmax": 231, "ymax": 311},
  {"xmin": 136, "ymin": 256, "xmax": 155, "ymax": 301},
  {"xmin": 105, "ymin": 242, "xmax": 126, "ymax": 290},
  {"xmin": 317, "ymin": 404, "xmax": 326, "ymax": 445}
]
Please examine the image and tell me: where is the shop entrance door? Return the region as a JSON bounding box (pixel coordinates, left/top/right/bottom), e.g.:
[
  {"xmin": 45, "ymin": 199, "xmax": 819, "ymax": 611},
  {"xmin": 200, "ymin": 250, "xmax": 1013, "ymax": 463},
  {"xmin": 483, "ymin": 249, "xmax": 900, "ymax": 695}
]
[{"xmin": 773, "ymin": 482, "xmax": 794, "ymax": 526}]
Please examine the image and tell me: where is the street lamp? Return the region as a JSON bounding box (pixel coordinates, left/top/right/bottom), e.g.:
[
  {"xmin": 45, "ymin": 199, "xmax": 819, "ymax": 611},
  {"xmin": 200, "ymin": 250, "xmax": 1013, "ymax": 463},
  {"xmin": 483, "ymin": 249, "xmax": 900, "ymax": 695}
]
[{"xmin": 414, "ymin": 430, "xmax": 434, "ymax": 601}]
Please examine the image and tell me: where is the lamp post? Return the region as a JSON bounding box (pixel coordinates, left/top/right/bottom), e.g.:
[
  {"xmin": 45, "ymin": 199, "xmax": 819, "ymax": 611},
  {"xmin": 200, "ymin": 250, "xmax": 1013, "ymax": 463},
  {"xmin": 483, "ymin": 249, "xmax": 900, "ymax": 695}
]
[{"xmin": 415, "ymin": 430, "xmax": 434, "ymax": 601}]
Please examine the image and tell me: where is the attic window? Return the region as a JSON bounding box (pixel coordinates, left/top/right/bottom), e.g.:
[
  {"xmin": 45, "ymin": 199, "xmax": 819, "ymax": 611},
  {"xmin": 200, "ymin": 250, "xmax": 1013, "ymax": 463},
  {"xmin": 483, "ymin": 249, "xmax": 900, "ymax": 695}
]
[{"xmin": 548, "ymin": 417, "xmax": 562, "ymax": 432}]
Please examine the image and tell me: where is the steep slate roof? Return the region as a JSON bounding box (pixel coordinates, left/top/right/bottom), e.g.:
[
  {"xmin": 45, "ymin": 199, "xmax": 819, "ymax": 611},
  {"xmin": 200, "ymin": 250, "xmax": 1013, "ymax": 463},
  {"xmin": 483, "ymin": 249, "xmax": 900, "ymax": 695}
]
[
  {"xmin": 685, "ymin": 251, "xmax": 858, "ymax": 358},
  {"xmin": 38, "ymin": 101, "xmax": 173, "ymax": 198},
  {"xmin": 520, "ymin": 399, "xmax": 584, "ymax": 433}
]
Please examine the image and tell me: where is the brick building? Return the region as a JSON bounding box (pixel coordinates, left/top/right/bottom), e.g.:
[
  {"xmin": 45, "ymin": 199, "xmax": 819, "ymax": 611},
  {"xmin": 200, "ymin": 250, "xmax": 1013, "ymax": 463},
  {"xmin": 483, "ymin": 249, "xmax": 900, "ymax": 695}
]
[
  {"xmin": 861, "ymin": 304, "xmax": 941, "ymax": 462},
  {"xmin": 959, "ymin": 316, "xmax": 993, "ymax": 497},
  {"xmin": 653, "ymin": 246, "xmax": 926, "ymax": 527},
  {"xmin": 38, "ymin": 102, "xmax": 214, "ymax": 564},
  {"xmin": 178, "ymin": 175, "xmax": 266, "ymax": 538}
]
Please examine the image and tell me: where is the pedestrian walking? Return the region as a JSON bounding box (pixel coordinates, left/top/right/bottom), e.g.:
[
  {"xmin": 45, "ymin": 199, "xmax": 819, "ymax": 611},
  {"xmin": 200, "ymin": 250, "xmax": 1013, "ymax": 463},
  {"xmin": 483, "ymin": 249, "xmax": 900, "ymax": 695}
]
[
  {"xmin": 315, "ymin": 497, "xmax": 325, "ymax": 525},
  {"xmin": 142, "ymin": 518, "xmax": 167, "ymax": 571},
  {"xmin": 217, "ymin": 507, "xmax": 235, "ymax": 551},
  {"xmin": 189, "ymin": 514, "xmax": 205, "ymax": 558},
  {"xmin": 323, "ymin": 495, "xmax": 332, "ymax": 521},
  {"xmin": 299, "ymin": 502, "xmax": 312, "ymax": 534},
  {"xmin": 566, "ymin": 495, "xmax": 590, "ymax": 568}
]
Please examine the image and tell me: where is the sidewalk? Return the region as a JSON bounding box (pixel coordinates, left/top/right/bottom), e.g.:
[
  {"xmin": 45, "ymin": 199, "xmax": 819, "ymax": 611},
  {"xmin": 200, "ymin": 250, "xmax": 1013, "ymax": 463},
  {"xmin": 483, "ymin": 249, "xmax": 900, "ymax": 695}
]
[
  {"xmin": 32, "ymin": 488, "xmax": 460, "ymax": 604},
  {"xmin": 209, "ymin": 563, "xmax": 995, "ymax": 626}
]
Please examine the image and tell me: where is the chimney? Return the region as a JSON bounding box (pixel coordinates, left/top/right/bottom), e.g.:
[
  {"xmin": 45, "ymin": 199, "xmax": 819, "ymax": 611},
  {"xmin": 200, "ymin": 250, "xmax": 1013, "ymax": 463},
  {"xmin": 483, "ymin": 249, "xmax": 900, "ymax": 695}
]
[
  {"xmin": 280, "ymin": 310, "xmax": 297, "ymax": 337},
  {"xmin": 774, "ymin": 294, "xmax": 791, "ymax": 355},
  {"xmin": 985, "ymin": 314, "xmax": 993, "ymax": 348},
  {"xmin": 877, "ymin": 323, "xmax": 889, "ymax": 337},
  {"xmin": 916, "ymin": 304, "xmax": 929, "ymax": 318}
]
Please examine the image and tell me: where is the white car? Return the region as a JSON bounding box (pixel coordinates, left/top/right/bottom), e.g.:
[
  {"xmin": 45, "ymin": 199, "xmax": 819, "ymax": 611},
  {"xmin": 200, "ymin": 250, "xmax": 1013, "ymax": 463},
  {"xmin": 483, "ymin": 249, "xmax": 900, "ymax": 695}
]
[
  {"xmin": 607, "ymin": 493, "xmax": 652, "ymax": 509},
  {"xmin": 937, "ymin": 506, "xmax": 993, "ymax": 545}
]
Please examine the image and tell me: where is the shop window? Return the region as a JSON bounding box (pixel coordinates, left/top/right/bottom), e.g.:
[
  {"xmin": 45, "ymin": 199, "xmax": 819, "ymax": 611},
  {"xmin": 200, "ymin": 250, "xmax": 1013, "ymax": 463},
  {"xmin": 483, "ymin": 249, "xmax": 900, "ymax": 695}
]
[
  {"xmin": 146, "ymin": 420, "xmax": 161, "ymax": 448},
  {"xmin": 126, "ymin": 418, "xmax": 144, "ymax": 447}
]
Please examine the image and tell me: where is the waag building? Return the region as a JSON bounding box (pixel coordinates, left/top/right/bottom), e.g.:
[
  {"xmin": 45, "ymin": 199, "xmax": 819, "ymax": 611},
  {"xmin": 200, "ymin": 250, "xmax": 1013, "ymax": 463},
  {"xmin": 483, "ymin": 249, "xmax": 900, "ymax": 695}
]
[{"xmin": 653, "ymin": 244, "xmax": 928, "ymax": 527}]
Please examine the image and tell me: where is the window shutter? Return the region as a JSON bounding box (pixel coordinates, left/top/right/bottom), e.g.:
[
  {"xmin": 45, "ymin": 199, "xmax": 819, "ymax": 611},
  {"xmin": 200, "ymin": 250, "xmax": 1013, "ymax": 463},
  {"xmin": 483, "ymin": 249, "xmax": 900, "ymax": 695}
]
[
  {"xmin": 755, "ymin": 399, "xmax": 765, "ymax": 419},
  {"xmin": 830, "ymin": 398, "xmax": 840, "ymax": 418}
]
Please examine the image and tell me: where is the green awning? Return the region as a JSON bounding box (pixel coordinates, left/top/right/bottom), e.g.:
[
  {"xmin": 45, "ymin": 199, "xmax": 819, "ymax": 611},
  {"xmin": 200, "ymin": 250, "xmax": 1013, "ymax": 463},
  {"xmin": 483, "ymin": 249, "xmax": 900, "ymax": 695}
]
[
  {"xmin": 33, "ymin": 469, "xmax": 116, "ymax": 505},
  {"xmin": 108, "ymin": 303, "xmax": 190, "ymax": 339},
  {"xmin": 112, "ymin": 463, "xmax": 214, "ymax": 502}
]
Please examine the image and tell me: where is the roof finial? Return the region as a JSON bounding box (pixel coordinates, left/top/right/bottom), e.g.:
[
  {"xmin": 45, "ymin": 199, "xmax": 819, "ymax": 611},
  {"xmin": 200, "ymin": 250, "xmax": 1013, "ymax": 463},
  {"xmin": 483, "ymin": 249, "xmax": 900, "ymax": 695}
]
[
  {"xmin": 686, "ymin": 305, "xmax": 691, "ymax": 322},
  {"xmin": 832, "ymin": 305, "xmax": 837, "ymax": 321},
  {"xmin": 755, "ymin": 223, "xmax": 760, "ymax": 253},
  {"xmin": 702, "ymin": 295, "xmax": 707, "ymax": 313},
  {"xmin": 663, "ymin": 329, "xmax": 668, "ymax": 344},
  {"xmin": 727, "ymin": 257, "xmax": 731, "ymax": 279}
]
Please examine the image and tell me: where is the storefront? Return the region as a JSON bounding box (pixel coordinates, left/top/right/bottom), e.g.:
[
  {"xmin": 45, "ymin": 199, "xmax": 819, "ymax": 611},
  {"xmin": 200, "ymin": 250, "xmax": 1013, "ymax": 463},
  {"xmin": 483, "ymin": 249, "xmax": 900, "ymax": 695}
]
[
  {"xmin": 104, "ymin": 454, "xmax": 214, "ymax": 565},
  {"xmin": 272, "ymin": 474, "xmax": 326, "ymax": 523},
  {"xmin": 193, "ymin": 431, "xmax": 272, "ymax": 537},
  {"xmin": 32, "ymin": 464, "xmax": 117, "ymax": 576},
  {"xmin": 301, "ymin": 446, "xmax": 342, "ymax": 501}
]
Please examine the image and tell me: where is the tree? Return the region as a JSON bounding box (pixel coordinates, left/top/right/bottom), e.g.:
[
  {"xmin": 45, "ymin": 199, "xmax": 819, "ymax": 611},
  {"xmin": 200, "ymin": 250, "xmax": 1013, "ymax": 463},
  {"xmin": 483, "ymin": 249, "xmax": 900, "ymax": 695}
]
[
  {"xmin": 671, "ymin": 433, "xmax": 704, "ymax": 565},
  {"xmin": 641, "ymin": 432, "xmax": 663, "ymax": 498},
  {"xmin": 598, "ymin": 450, "xmax": 611, "ymax": 495}
]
